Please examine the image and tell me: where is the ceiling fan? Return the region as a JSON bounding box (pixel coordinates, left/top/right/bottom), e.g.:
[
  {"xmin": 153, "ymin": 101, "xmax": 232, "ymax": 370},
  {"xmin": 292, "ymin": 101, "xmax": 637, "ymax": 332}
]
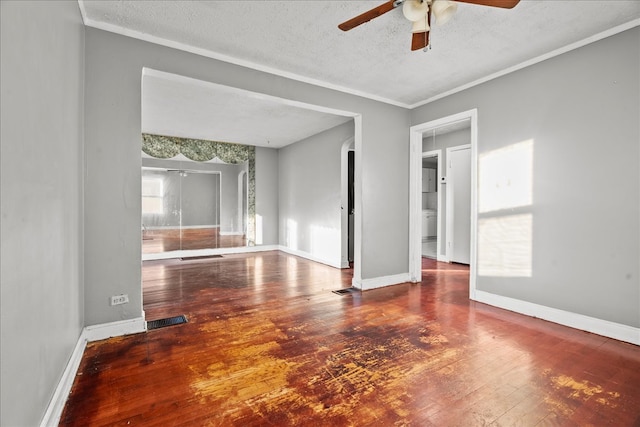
[{"xmin": 338, "ymin": 0, "xmax": 520, "ymax": 51}]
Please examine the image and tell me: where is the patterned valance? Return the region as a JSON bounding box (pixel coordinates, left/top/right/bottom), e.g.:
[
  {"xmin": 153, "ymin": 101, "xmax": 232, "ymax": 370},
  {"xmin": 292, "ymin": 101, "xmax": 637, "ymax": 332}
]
[
  {"xmin": 142, "ymin": 133, "xmax": 252, "ymax": 164},
  {"xmin": 141, "ymin": 133, "xmax": 257, "ymax": 246}
]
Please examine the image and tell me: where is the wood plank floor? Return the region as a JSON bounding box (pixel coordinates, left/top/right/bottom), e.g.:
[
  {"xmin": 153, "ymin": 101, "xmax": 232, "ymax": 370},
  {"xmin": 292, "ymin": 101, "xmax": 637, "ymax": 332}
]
[
  {"xmin": 142, "ymin": 227, "xmax": 246, "ymax": 254},
  {"xmin": 61, "ymin": 252, "xmax": 640, "ymax": 426}
]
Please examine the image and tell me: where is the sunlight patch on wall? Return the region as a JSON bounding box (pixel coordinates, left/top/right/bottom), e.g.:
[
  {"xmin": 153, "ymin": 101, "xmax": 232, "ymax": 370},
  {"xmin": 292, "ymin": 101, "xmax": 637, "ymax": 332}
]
[
  {"xmin": 310, "ymin": 225, "xmax": 340, "ymax": 264},
  {"xmin": 478, "ymin": 214, "xmax": 533, "ymax": 278},
  {"xmin": 286, "ymin": 218, "xmax": 298, "ymax": 251},
  {"xmin": 478, "ymin": 139, "xmax": 534, "ymax": 278},
  {"xmin": 479, "ymin": 139, "xmax": 533, "ymax": 214}
]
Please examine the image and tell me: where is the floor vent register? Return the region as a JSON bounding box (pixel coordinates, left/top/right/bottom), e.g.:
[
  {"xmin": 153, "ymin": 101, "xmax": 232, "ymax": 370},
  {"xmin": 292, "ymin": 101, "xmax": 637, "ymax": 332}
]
[{"xmin": 147, "ymin": 315, "xmax": 188, "ymax": 330}]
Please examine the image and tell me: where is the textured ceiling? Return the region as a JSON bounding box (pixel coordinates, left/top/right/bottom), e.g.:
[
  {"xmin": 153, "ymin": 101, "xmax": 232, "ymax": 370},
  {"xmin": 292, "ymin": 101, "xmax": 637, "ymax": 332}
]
[
  {"xmin": 142, "ymin": 70, "xmax": 352, "ymax": 148},
  {"xmin": 82, "ymin": 1, "xmax": 640, "ymax": 107},
  {"xmin": 82, "ymin": 1, "xmax": 639, "ymax": 147}
]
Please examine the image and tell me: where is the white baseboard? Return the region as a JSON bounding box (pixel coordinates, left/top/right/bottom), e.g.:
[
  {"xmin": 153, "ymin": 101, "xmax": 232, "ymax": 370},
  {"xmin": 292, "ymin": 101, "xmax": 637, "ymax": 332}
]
[
  {"xmin": 84, "ymin": 316, "xmax": 147, "ymax": 342},
  {"xmin": 142, "ymin": 245, "xmax": 280, "ymax": 261},
  {"xmin": 474, "ymin": 290, "xmax": 640, "ymax": 346},
  {"xmin": 41, "ymin": 315, "xmax": 148, "ymax": 426},
  {"xmin": 219, "ymin": 231, "xmax": 244, "ymax": 236},
  {"xmin": 352, "ymin": 272, "xmax": 412, "ymax": 291},
  {"xmin": 277, "ymin": 245, "xmax": 342, "ymax": 269},
  {"xmin": 39, "ymin": 332, "xmax": 88, "ymax": 427}
]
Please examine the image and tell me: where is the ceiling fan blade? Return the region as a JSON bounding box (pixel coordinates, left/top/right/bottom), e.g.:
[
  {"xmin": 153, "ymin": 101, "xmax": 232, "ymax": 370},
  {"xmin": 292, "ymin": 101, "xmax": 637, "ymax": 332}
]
[
  {"xmin": 338, "ymin": 0, "xmax": 398, "ymax": 31},
  {"xmin": 411, "ymin": 9, "xmax": 431, "ymax": 51},
  {"xmin": 453, "ymin": 0, "xmax": 520, "ymax": 8},
  {"xmin": 411, "ymin": 31, "xmax": 430, "ymax": 51}
]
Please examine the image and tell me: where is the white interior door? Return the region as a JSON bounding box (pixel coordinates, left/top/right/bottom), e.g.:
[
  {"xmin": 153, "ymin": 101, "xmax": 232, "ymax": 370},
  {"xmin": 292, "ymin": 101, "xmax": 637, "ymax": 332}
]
[{"xmin": 448, "ymin": 146, "xmax": 471, "ymax": 264}]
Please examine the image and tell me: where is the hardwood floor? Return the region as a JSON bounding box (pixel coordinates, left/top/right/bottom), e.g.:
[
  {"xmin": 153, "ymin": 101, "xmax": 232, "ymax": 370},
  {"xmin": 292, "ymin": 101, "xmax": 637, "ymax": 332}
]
[
  {"xmin": 142, "ymin": 227, "xmax": 246, "ymax": 254},
  {"xmin": 60, "ymin": 252, "xmax": 640, "ymax": 426}
]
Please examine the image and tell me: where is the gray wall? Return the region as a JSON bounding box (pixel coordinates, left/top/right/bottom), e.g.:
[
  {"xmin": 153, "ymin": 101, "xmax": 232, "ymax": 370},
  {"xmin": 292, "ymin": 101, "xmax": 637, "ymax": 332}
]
[
  {"xmin": 411, "ymin": 27, "xmax": 640, "ymax": 328},
  {"xmin": 279, "ymin": 121, "xmax": 354, "ymax": 266},
  {"xmin": 84, "ymin": 27, "xmax": 409, "ymax": 326},
  {"xmin": 0, "ymin": 1, "xmax": 85, "ymax": 425},
  {"xmin": 422, "ymin": 127, "xmax": 471, "ymax": 257},
  {"xmin": 255, "ymin": 146, "xmax": 279, "ymax": 245}
]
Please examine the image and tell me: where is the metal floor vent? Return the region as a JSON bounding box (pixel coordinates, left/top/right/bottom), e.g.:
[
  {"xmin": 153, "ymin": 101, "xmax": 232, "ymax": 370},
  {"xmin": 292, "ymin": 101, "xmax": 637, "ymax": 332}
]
[
  {"xmin": 332, "ymin": 287, "xmax": 359, "ymax": 296},
  {"xmin": 147, "ymin": 315, "xmax": 188, "ymax": 330},
  {"xmin": 180, "ymin": 255, "xmax": 223, "ymax": 261}
]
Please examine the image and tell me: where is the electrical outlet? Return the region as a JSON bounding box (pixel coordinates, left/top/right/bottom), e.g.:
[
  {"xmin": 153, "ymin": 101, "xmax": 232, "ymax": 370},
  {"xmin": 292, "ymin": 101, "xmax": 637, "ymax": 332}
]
[{"xmin": 110, "ymin": 294, "xmax": 129, "ymax": 306}]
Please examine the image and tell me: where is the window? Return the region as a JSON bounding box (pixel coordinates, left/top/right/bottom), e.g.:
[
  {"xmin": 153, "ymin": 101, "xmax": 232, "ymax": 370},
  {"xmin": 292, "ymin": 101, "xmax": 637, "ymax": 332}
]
[{"xmin": 142, "ymin": 177, "xmax": 163, "ymax": 214}]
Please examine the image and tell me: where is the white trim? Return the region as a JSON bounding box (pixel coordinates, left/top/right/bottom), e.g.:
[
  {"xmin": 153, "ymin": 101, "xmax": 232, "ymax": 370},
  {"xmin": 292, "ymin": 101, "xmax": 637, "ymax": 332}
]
[
  {"xmin": 278, "ymin": 245, "xmax": 342, "ymax": 269},
  {"xmin": 352, "ymin": 272, "xmax": 412, "ymax": 291},
  {"xmin": 219, "ymin": 171, "xmax": 224, "ymax": 235},
  {"xmin": 474, "ymin": 290, "xmax": 640, "ymax": 346},
  {"xmin": 352, "ymin": 116, "xmax": 363, "ymax": 286},
  {"xmin": 142, "ymin": 165, "xmax": 223, "ymax": 174},
  {"xmin": 39, "ymin": 333, "xmax": 88, "ymax": 427},
  {"xmin": 84, "ymin": 317, "xmax": 147, "ymax": 342},
  {"xmin": 409, "ymin": 110, "xmax": 478, "ymax": 292},
  {"xmin": 40, "ymin": 316, "xmax": 148, "ymax": 426},
  {"xmin": 142, "ymin": 244, "xmax": 280, "ymax": 261},
  {"xmin": 238, "ymin": 170, "xmax": 248, "ymax": 239},
  {"xmin": 409, "ymin": 19, "xmax": 640, "ymax": 109},
  {"xmin": 219, "ymin": 231, "xmax": 244, "ymax": 236},
  {"xmin": 409, "ymin": 131, "xmax": 423, "ymax": 281},
  {"xmin": 139, "ymin": 44, "xmax": 408, "ymax": 107},
  {"xmin": 469, "ymin": 121, "xmax": 479, "ymax": 298}
]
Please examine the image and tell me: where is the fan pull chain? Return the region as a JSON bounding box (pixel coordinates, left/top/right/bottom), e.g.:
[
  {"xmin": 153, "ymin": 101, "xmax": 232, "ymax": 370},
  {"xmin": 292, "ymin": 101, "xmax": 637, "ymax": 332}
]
[
  {"xmin": 423, "ymin": 33, "xmax": 430, "ymax": 52},
  {"xmin": 424, "ymin": 9, "xmax": 431, "ymax": 52}
]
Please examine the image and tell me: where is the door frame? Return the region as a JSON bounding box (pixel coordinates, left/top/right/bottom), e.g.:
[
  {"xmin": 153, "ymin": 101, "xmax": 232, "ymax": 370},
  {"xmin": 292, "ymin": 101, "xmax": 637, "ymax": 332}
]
[
  {"xmin": 238, "ymin": 170, "xmax": 248, "ymax": 240},
  {"xmin": 409, "ymin": 109, "xmax": 478, "ymax": 299},
  {"xmin": 421, "ymin": 150, "xmax": 443, "ymax": 261}
]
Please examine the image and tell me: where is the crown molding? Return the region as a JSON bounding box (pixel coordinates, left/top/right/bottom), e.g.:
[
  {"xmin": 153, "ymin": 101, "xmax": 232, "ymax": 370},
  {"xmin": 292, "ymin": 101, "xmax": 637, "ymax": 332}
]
[
  {"xmin": 409, "ymin": 18, "xmax": 640, "ymax": 109},
  {"xmin": 77, "ymin": 1, "xmax": 411, "ymax": 109},
  {"xmin": 77, "ymin": 2, "xmax": 639, "ymax": 111}
]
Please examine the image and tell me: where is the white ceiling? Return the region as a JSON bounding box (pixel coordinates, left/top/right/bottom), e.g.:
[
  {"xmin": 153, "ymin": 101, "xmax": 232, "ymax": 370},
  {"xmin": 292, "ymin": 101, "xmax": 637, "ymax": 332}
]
[
  {"xmin": 142, "ymin": 70, "xmax": 353, "ymax": 148},
  {"xmin": 82, "ymin": 1, "xmax": 639, "ymax": 146}
]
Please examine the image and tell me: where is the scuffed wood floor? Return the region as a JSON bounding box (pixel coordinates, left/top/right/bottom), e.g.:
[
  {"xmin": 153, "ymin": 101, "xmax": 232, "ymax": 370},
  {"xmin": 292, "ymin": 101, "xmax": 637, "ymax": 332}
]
[
  {"xmin": 142, "ymin": 227, "xmax": 246, "ymax": 254},
  {"xmin": 61, "ymin": 252, "xmax": 640, "ymax": 426}
]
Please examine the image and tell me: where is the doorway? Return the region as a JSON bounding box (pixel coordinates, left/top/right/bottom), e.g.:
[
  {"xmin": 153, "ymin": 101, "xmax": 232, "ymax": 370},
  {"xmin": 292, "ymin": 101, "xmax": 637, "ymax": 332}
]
[
  {"xmin": 238, "ymin": 170, "xmax": 248, "ymax": 241},
  {"xmin": 409, "ymin": 109, "xmax": 478, "ymax": 298},
  {"xmin": 340, "ymin": 137, "xmax": 355, "ymax": 268},
  {"xmin": 421, "ymin": 150, "xmax": 442, "ymax": 260}
]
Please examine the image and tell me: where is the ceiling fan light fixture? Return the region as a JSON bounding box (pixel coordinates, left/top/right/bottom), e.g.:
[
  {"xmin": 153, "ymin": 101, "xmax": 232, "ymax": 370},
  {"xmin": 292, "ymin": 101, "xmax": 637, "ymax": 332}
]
[
  {"xmin": 411, "ymin": 17, "xmax": 430, "ymax": 33},
  {"xmin": 432, "ymin": 0, "xmax": 457, "ymax": 25},
  {"xmin": 402, "ymin": 0, "xmax": 429, "ymax": 22}
]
